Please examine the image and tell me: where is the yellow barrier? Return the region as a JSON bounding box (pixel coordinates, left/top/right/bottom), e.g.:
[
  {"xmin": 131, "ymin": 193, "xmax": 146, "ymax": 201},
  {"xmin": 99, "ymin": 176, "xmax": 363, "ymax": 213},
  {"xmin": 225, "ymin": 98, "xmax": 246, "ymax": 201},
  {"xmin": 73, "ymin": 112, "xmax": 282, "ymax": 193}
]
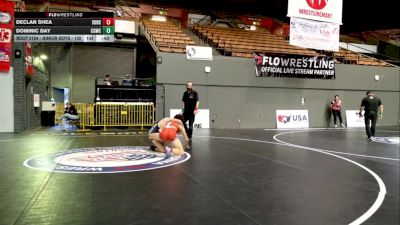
[{"xmin": 55, "ymin": 102, "xmax": 154, "ymax": 130}]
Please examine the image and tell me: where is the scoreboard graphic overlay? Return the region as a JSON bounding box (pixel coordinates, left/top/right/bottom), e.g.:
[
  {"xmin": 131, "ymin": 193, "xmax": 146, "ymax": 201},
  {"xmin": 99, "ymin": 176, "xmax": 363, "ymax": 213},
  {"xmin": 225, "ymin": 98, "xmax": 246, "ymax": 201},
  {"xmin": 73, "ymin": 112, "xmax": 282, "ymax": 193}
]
[{"xmin": 14, "ymin": 12, "xmax": 114, "ymax": 42}]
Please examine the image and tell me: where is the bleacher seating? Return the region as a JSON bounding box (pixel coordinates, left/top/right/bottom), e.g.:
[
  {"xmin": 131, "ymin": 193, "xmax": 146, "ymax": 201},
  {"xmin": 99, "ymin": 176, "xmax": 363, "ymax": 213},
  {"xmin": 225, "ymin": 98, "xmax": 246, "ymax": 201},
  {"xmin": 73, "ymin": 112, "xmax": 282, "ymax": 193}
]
[
  {"xmin": 142, "ymin": 19, "xmax": 196, "ymax": 53},
  {"xmin": 193, "ymin": 25, "xmax": 318, "ymax": 57},
  {"xmin": 140, "ymin": 19, "xmax": 393, "ymax": 66},
  {"xmin": 332, "ymin": 48, "xmax": 389, "ymax": 66},
  {"xmin": 192, "ymin": 24, "xmax": 392, "ymax": 66}
]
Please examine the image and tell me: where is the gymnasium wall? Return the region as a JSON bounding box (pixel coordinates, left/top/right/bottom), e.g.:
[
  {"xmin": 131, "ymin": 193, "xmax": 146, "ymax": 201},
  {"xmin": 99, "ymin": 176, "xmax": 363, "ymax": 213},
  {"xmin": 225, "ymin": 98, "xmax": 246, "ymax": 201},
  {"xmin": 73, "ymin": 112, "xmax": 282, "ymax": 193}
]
[
  {"xmin": 0, "ymin": 69, "xmax": 14, "ymax": 132},
  {"xmin": 156, "ymin": 52, "xmax": 400, "ymax": 128},
  {"xmin": 50, "ymin": 44, "xmax": 136, "ymax": 103},
  {"xmin": 71, "ymin": 45, "xmax": 136, "ymax": 103}
]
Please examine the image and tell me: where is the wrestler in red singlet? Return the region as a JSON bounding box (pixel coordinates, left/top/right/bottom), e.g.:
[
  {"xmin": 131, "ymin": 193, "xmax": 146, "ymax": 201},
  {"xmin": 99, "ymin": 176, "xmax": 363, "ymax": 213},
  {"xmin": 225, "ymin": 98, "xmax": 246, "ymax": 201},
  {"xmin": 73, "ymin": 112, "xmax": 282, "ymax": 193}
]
[{"xmin": 160, "ymin": 120, "xmax": 179, "ymax": 142}]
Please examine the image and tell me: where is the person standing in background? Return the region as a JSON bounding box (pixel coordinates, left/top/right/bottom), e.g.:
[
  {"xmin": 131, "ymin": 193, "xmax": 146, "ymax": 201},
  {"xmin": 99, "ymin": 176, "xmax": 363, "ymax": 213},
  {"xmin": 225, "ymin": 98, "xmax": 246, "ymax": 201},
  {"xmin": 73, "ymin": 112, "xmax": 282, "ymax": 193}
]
[
  {"xmin": 331, "ymin": 95, "xmax": 345, "ymax": 128},
  {"xmin": 359, "ymin": 91, "xmax": 383, "ymax": 140},
  {"xmin": 182, "ymin": 81, "xmax": 199, "ymax": 142}
]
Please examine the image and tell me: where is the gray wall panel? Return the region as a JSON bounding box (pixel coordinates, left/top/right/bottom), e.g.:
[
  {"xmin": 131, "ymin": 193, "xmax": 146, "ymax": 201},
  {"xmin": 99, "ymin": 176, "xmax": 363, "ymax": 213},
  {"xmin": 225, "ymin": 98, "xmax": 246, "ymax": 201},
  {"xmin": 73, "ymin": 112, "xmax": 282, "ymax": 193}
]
[
  {"xmin": 157, "ymin": 52, "xmax": 400, "ymax": 128},
  {"xmin": 158, "ymin": 53, "xmax": 399, "ymax": 91},
  {"xmin": 12, "ymin": 42, "xmax": 50, "ymax": 132},
  {"xmin": 71, "ymin": 45, "xmax": 135, "ymax": 103},
  {"xmin": 0, "ymin": 69, "xmax": 14, "ymax": 132},
  {"xmin": 50, "ymin": 45, "xmax": 72, "ymax": 90}
]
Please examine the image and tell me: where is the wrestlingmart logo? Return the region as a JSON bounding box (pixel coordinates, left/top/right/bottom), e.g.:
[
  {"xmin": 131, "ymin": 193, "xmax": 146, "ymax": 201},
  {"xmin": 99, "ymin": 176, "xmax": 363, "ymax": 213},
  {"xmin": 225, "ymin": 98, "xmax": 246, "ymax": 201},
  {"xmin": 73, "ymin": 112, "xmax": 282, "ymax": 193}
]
[
  {"xmin": 306, "ymin": 0, "xmax": 328, "ymax": 10},
  {"xmin": 24, "ymin": 146, "xmax": 191, "ymax": 173}
]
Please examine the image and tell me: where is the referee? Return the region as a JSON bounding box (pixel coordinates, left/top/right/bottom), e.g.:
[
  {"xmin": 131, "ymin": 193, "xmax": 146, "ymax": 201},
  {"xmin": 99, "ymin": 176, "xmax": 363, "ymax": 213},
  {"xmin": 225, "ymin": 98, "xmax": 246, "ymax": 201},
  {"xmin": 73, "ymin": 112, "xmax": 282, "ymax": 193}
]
[
  {"xmin": 182, "ymin": 81, "xmax": 199, "ymax": 142},
  {"xmin": 359, "ymin": 91, "xmax": 383, "ymax": 140}
]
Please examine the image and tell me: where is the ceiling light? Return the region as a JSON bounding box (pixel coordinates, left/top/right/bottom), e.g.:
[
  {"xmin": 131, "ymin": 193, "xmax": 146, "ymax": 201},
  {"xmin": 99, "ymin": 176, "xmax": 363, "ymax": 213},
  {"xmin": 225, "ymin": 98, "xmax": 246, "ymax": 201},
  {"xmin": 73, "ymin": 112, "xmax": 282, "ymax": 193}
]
[
  {"xmin": 151, "ymin": 15, "xmax": 166, "ymax": 22},
  {"xmin": 116, "ymin": 10, "xmax": 124, "ymax": 17},
  {"xmin": 40, "ymin": 54, "xmax": 48, "ymax": 60}
]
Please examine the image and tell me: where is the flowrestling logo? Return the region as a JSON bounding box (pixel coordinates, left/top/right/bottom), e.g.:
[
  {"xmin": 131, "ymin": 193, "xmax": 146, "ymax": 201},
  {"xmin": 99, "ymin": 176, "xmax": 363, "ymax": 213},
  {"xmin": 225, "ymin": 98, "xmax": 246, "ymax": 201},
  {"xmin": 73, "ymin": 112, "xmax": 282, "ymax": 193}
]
[
  {"xmin": 306, "ymin": 0, "xmax": 328, "ymax": 10},
  {"xmin": 0, "ymin": 28, "xmax": 12, "ymax": 43},
  {"xmin": 372, "ymin": 137, "xmax": 400, "ymax": 145},
  {"xmin": 24, "ymin": 146, "xmax": 191, "ymax": 173},
  {"xmin": 253, "ymin": 53, "xmax": 335, "ymax": 79}
]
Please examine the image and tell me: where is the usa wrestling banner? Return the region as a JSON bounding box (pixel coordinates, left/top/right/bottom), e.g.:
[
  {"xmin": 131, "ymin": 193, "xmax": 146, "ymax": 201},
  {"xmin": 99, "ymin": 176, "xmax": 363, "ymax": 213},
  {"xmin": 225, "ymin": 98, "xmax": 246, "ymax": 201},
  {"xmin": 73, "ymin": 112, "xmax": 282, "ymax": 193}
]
[
  {"xmin": 254, "ymin": 53, "xmax": 335, "ymax": 79},
  {"xmin": 290, "ymin": 17, "xmax": 340, "ymax": 51},
  {"xmin": 0, "ymin": 0, "xmax": 15, "ymax": 72}
]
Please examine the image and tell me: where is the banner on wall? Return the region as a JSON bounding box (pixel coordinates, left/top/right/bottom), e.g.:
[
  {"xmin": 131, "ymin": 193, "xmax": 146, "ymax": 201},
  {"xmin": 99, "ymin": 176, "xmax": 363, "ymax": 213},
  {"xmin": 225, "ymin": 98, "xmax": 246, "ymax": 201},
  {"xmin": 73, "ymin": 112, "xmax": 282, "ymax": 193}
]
[
  {"xmin": 25, "ymin": 42, "xmax": 33, "ymax": 75},
  {"xmin": 170, "ymin": 109, "xmax": 210, "ymax": 128},
  {"xmin": 186, "ymin": 46, "xmax": 212, "ymax": 61},
  {"xmin": 345, "ymin": 110, "xmax": 365, "ymax": 127},
  {"xmin": 33, "ymin": 94, "xmax": 40, "ymax": 107},
  {"xmin": 254, "ymin": 52, "xmax": 335, "ymax": 79},
  {"xmin": 0, "ymin": 1, "xmax": 15, "ymax": 72},
  {"xmin": 238, "ymin": 16, "xmax": 273, "ymax": 28},
  {"xmin": 290, "ymin": 17, "xmax": 340, "ymax": 51},
  {"xmin": 276, "ymin": 110, "xmax": 309, "ymax": 128},
  {"xmin": 287, "ymin": 0, "xmax": 343, "ymax": 24}
]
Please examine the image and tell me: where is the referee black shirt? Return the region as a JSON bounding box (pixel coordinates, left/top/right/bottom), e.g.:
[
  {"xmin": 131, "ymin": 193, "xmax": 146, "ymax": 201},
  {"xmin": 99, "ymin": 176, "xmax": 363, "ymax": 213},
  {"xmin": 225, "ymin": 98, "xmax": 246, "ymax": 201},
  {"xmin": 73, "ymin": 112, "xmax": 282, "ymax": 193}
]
[
  {"xmin": 361, "ymin": 96, "xmax": 382, "ymax": 113},
  {"xmin": 182, "ymin": 90, "xmax": 199, "ymax": 113}
]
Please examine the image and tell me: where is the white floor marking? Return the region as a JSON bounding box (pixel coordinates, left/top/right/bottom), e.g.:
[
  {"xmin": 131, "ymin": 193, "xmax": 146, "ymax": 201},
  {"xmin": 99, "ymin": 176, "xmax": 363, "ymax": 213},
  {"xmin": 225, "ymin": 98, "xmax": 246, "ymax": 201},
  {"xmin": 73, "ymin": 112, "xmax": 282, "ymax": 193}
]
[
  {"xmin": 313, "ymin": 149, "xmax": 399, "ymax": 161},
  {"xmin": 274, "ymin": 130, "xmax": 400, "ymax": 160},
  {"xmin": 196, "ymin": 134, "xmax": 390, "ymax": 225},
  {"xmin": 196, "ymin": 135, "xmax": 399, "ymax": 161},
  {"xmin": 273, "ymin": 131, "xmax": 388, "ymax": 225},
  {"xmin": 264, "ymin": 128, "xmax": 400, "ymax": 133},
  {"xmin": 5, "ymin": 128, "xmax": 395, "ymax": 224}
]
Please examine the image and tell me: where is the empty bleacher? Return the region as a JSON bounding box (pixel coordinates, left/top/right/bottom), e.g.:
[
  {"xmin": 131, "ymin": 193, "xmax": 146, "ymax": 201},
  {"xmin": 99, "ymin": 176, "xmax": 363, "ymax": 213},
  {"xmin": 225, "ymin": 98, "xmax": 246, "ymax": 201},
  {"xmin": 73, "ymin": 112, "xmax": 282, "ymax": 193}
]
[
  {"xmin": 332, "ymin": 48, "xmax": 390, "ymax": 66},
  {"xmin": 140, "ymin": 17, "xmax": 393, "ymax": 67},
  {"xmin": 192, "ymin": 25, "xmax": 318, "ymax": 57},
  {"xmin": 142, "ymin": 19, "xmax": 196, "ymax": 53},
  {"xmin": 191, "ymin": 24, "xmax": 393, "ymax": 67}
]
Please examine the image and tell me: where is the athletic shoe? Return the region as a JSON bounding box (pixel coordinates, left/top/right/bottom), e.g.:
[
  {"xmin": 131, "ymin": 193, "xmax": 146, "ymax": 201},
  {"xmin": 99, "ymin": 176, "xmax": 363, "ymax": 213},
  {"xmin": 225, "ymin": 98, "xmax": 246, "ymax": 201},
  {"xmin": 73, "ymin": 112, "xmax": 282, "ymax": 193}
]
[
  {"xmin": 334, "ymin": 125, "xmax": 338, "ymax": 128},
  {"xmin": 164, "ymin": 146, "xmax": 173, "ymax": 156},
  {"xmin": 340, "ymin": 123, "xmax": 345, "ymax": 127},
  {"xmin": 366, "ymin": 137, "xmax": 372, "ymax": 140}
]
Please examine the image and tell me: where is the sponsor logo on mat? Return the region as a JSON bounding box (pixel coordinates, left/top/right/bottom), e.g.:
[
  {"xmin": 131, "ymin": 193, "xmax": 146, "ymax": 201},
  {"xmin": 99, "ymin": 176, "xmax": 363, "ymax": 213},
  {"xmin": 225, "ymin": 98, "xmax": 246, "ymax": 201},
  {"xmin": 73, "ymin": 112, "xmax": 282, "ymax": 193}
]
[{"xmin": 24, "ymin": 146, "xmax": 190, "ymax": 173}]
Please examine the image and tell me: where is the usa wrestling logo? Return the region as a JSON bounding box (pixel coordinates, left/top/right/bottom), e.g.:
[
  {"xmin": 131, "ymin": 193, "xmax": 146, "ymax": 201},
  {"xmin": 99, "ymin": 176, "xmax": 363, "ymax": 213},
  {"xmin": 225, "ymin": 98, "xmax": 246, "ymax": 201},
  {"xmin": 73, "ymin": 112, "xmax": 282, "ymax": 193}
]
[{"xmin": 23, "ymin": 146, "xmax": 191, "ymax": 173}]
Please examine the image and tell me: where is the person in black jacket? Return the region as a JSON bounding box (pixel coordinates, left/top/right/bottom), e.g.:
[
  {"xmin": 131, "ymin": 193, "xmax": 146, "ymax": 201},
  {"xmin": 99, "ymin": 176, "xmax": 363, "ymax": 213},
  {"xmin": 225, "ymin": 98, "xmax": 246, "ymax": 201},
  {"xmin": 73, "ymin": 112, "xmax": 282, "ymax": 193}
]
[
  {"xmin": 59, "ymin": 102, "xmax": 79, "ymax": 131},
  {"xmin": 182, "ymin": 81, "xmax": 199, "ymax": 141},
  {"xmin": 359, "ymin": 91, "xmax": 383, "ymax": 140}
]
